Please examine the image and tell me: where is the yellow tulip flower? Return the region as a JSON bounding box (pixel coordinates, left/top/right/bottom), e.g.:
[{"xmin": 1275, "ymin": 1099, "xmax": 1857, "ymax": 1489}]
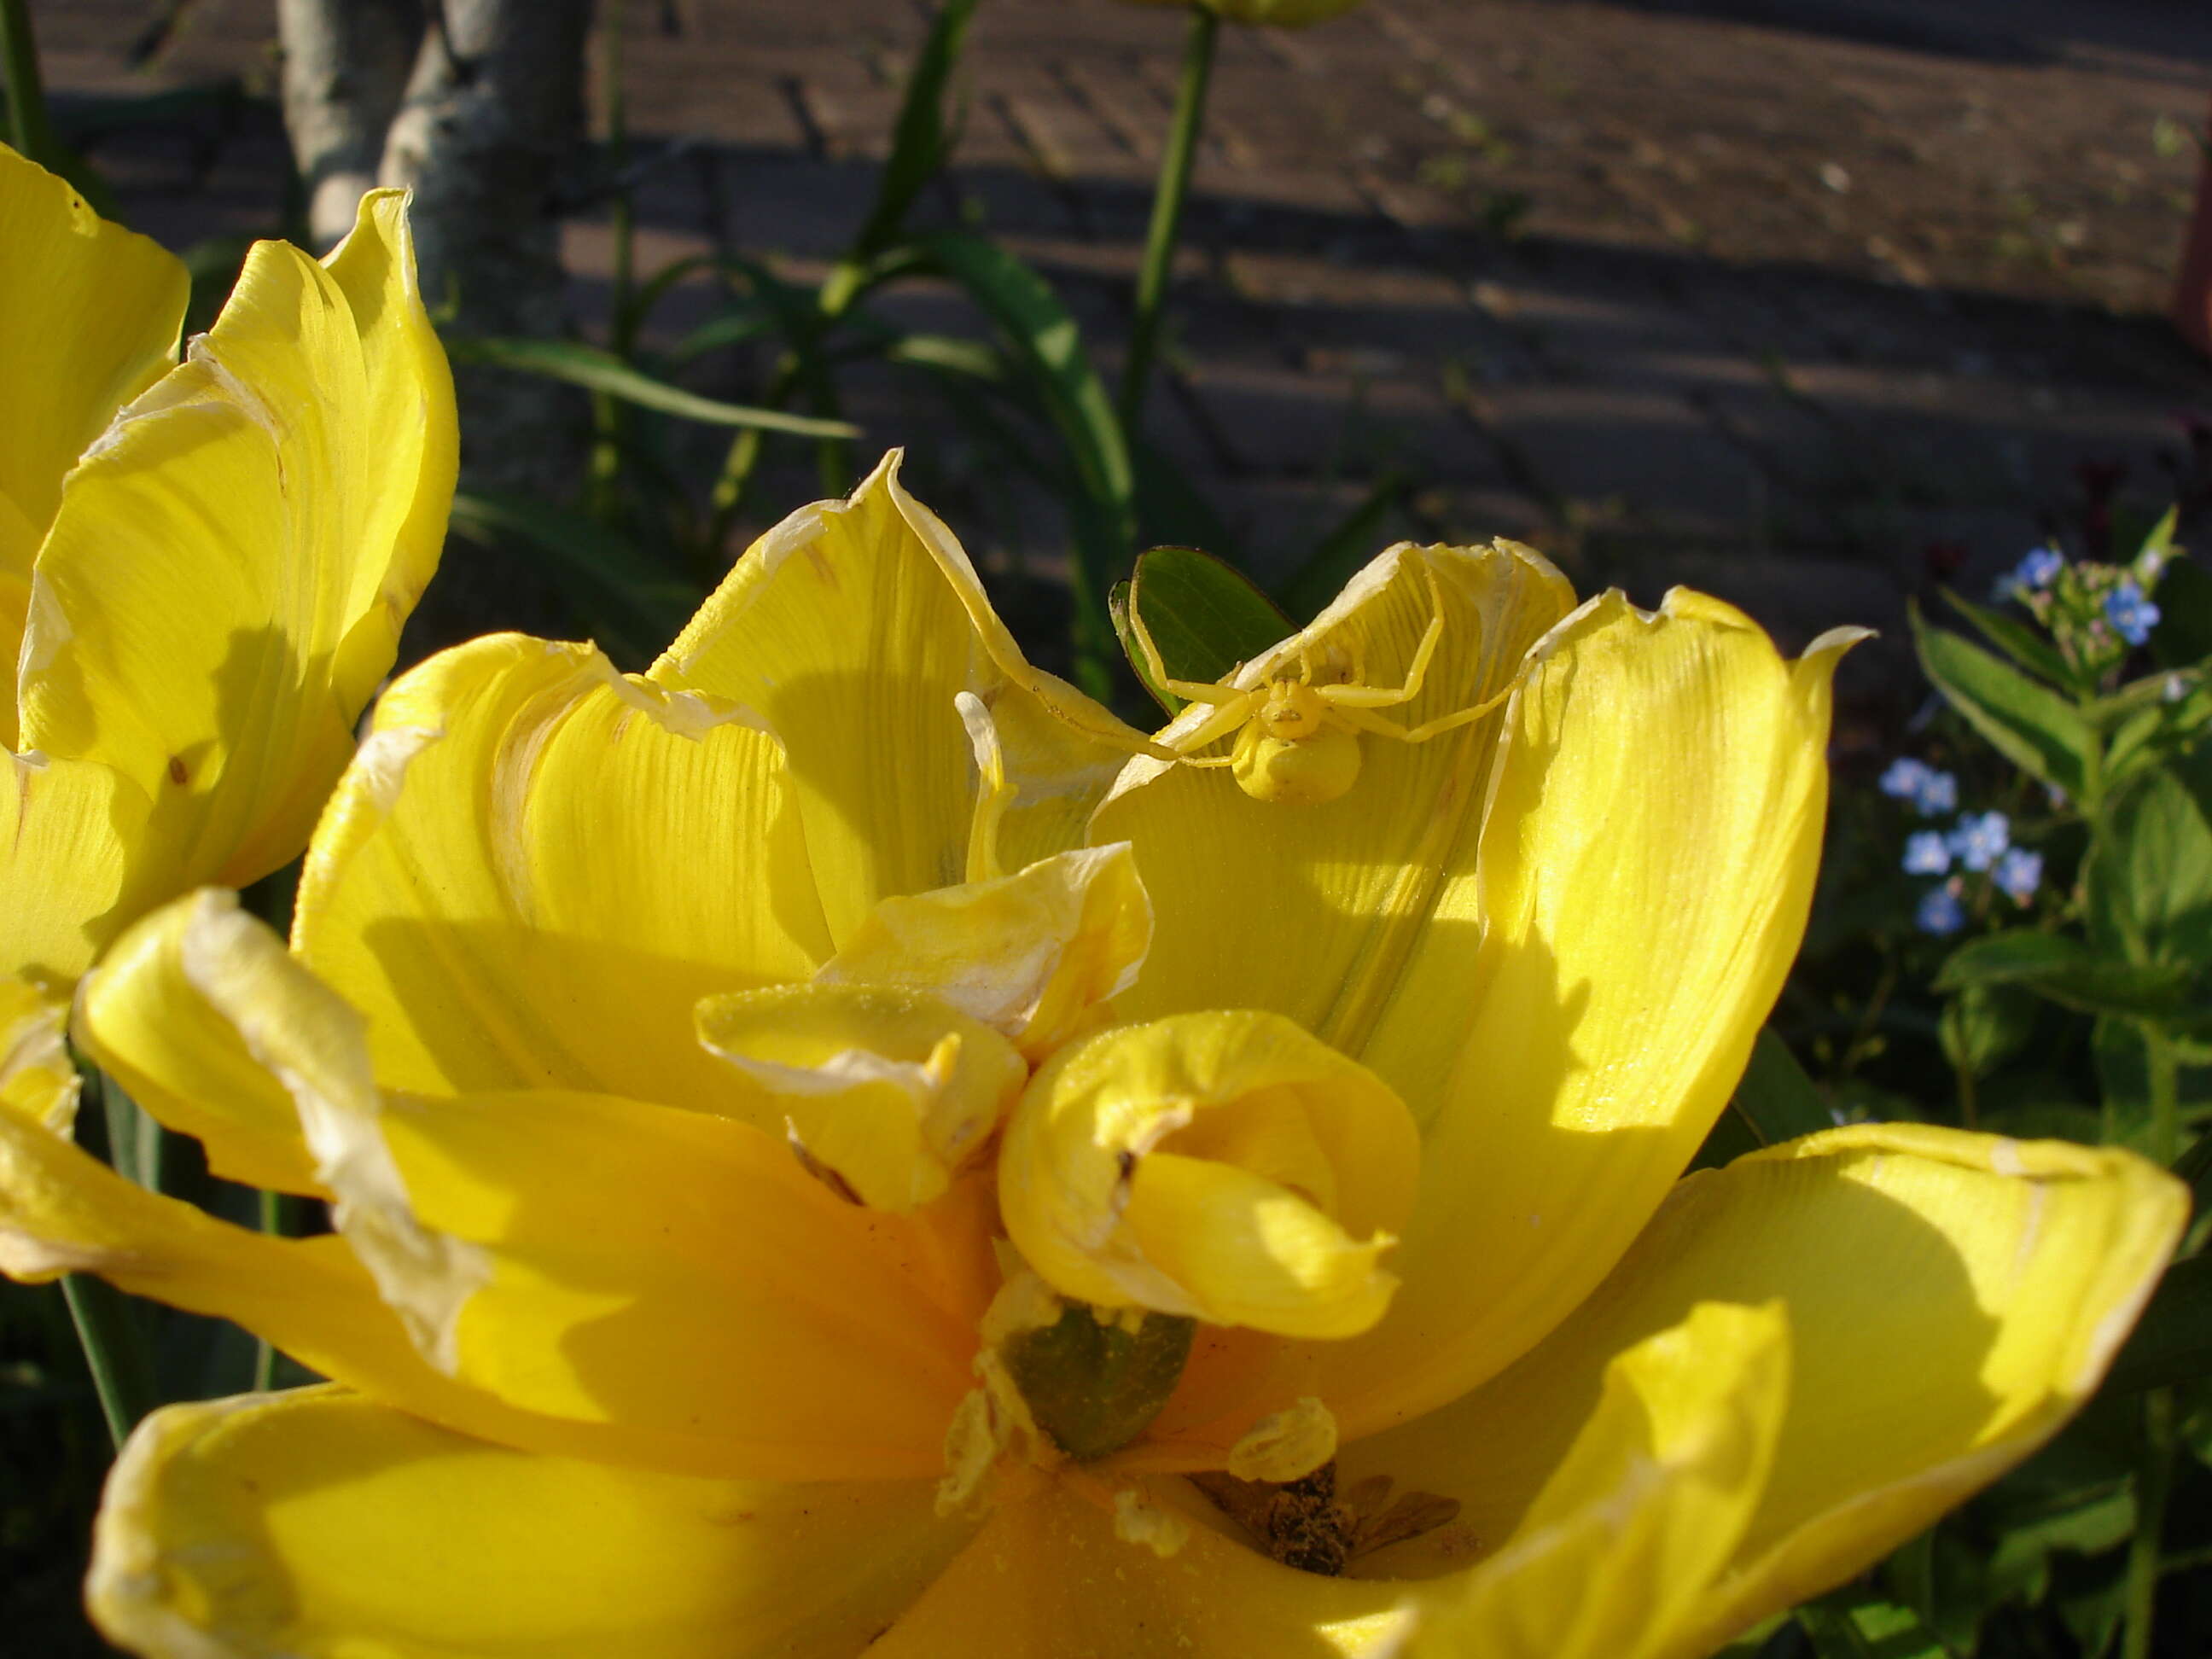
[
  {"xmin": 0, "ymin": 144, "xmax": 455, "ymax": 989},
  {"xmin": 1, "ymin": 455, "xmax": 2181, "ymax": 1656},
  {"xmin": 1116, "ymin": 0, "xmax": 1367, "ymax": 26}
]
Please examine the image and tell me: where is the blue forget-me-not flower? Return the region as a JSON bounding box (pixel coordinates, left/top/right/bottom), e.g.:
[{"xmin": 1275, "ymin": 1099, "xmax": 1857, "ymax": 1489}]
[
  {"xmin": 2104, "ymin": 579, "xmax": 2160, "ymax": 648},
  {"xmin": 1880, "ymin": 757, "xmax": 1959, "ymax": 817},
  {"xmin": 1947, "ymin": 810, "xmax": 2011, "ymax": 872},
  {"xmin": 1993, "ymin": 847, "xmax": 2043, "ymax": 906},
  {"xmin": 1903, "ymin": 830, "xmax": 1952, "ymax": 876},
  {"xmin": 1916, "ymin": 885, "xmax": 1967, "ymax": 936}
]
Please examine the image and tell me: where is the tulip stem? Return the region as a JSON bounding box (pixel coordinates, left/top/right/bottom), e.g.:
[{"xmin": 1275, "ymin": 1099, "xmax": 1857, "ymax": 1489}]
[
  {"xmin": 0, "ymin": 0, "xmax": 52, "ymax": 167},
  {"xmin": 61, "ymin": 1275, "xmax": 158, "ymax": 1451},
  {"xmin": 251, "ymin": 1189, "xmax": 308, "ymax": 1392},
  {"xmin": 2122, "ymin": 1386, "xmax": 2175, "ymax": 1659},
  {"xmin": 1118, "ymin": 4, "xmax": 1218, "ymax": 434}
]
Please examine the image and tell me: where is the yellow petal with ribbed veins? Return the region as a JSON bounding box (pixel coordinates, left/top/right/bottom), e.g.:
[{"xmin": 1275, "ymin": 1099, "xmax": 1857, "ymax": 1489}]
[
  {"xmin": 1002, "ymin": 1010, "xmax": 1418, "ymax": 1339},
  {"xmin": 1094, "ymin": 541, "xmax": 1572, "ymax": 1053},
  {"xmin": 0, "ymin": 692, "xmax": 159, "ymax": 993},
  {"xmin": 1393, "ymin": 1301, "xmax": 1787, "ymax": 1659},
  {"xmin": 15, "ymin": 191, "xmax": 453, "ymax": 927},
  {"xmin": 341, "ymin": 1085, "xmax": 996, "ymax": 1481},
  {"xmin": 1317, "ymin": 592, "xmax": 1861, "ymax": 1437},
  {"xmin": 870, "ymin": 1475, "xmax": 1411, "ymax": 1656},
  {"xmin": 816, "ymin": 843, "xmax": 1151, "ymax": 1060},
  {"xmin": 296, "ymin": 631, "xmax": 830, "ymax": 1102},
  {"xmin": 0, "ymin": 976, "xmax": 78, "ymax": 1133},
  {"xmin": 76, "ymin": 890, "xmax": 325, "ymax": 1195},
  {"xmin": 0, "ymin": 1104, "xmax": 626, "ymax": 1462},
  {"xmin": 696, "ymin": 982, "xmax": 1027, "ymax": 1211},
  {"xmin": 90, "ymin": 1388, "xmax": 971, "ymax": 1659},
  {"xmin": 651, "ymin": 451, "xmax": 1145, "ymax": 944},
  {"xmin": 0, "ymin": 143, "xmax": 185, "ymax": 731},
  {"xmin": 1337, "ymin": 1127, "xmax": 2185, "ymax": 1658}
]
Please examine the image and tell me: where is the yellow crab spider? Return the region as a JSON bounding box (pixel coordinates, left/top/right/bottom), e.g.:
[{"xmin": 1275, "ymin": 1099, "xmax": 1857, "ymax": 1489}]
[{"xmin": 1128, "ymin": 572, "xmax": 1511, "ymax": 806}]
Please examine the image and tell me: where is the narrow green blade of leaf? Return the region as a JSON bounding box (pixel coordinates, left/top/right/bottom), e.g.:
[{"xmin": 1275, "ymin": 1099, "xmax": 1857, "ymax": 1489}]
[
  {"xmin": 853, "ymin": 0, "xmax": 979, "ymax": 257},
  {"xmin": 1909, "ymin": 602, "xmax": 2093, "ymax": 797},
  {"xmin": 1728, "ymin": 1027, "xmax": 1835, "ymax": 1146},
  {"xmin": 445, "ymin": 336, "xmax": 857, "ymax": 438},
  {"xmin": 1939, "ymin": 588, "xmax": 2075, "ymax": 690},
  {"xmin": 447, "ymin": 490, "xmax": 699, "ymax": 667},
  {"xmin": 1934, "ymin": 930, "xmax": 2197, "ymax": 1024},
  {"xmin": 919, "ymin": 230, "xmax": 1132, "ymax": 694},
  {"xmin": 1796, "ymin": 1586, "xmax": 1953, "ymax": 1659},
  {"xmin": 1125, "ymin": 545, "xmax": 1292, "ymax": 713},
  {"xmin": 1275, "ymin": 469, "xmax": 1415, "ymax": 622},
  {"xmin": 2101, "ymin": 1254, "xmax": 2212, "ymax": 1394},
  {"xmin": 917, "ymin": 231, "xmax": 1132, "ymax": 530}
]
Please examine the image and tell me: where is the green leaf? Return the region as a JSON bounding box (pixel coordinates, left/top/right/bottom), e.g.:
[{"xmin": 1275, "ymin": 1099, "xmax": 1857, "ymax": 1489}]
[
  {"xmin": 1939, "ymin": 982, "xmax": 2036, "ymax": 1080},
  {"xmin": 1796, "ymin": 1584, "xmax": 1953, "ymax": 1659},
  {"xmin": 1118, "ymin": 545, "xmax": 1291, "ymax": 714},
  {"xmin": 1910, "ymin": 602, "xmax": 2093, "ymax": 797},
  {"xmin": 1729, "ymin": 1028, "xmax": 1834, "ymax": 1146},
  {"xmin": 2103, "ymin": 1254, "xmax": 2212, "ymax": 1394},
  {"xmin": 853, "ymin": 0, "xmax": 979, "ymax": 258},
  {"xmin": 917, "ymin": 230, "xmax": 1132, "ymax": 690},
  {"xmin": 446, "ymin": 490, "xmax": 700, "ymax": 669},
  {"xmin": 2086, "ymin": 744, "xmax": 2212, "ymax": 968},
  {"xmin": 444, "ymin": 336, "xmax": 858, "ymax": 438},
  {"xmin": 1941, "ymin": 587, "xmax": 2075, "ymax": 691},
  {"xmin": 1935, "ymin": 931, "xmax": 2198, "ymax": 1025}
]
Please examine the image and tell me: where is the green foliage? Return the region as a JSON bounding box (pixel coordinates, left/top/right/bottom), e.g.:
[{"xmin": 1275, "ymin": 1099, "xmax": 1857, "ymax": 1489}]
[{"xmin": 1778, "ymin": 515, "xmax": 2212, "ymax": 1657}]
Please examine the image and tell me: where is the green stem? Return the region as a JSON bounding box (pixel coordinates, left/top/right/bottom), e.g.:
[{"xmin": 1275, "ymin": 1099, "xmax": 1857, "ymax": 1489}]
[
  {"xmin": 61, "ymin": 1275, "xmax": 158, "ymax": 1450},
  {"xmin": 2122, "ymin": 1386, "xmax": 2175, "ymax": 1659},
  {"xmin": 251, "ymin": 1189, "xmax": 306, "ymax": 1391},
  {"xmin": 1117, "ymin": 4, "xmax": 1218, "ymax": 433},
  {"xmin": 0, "ymin": 0, "xmax": 54, "ymax": 167},
  {"xmin": 2145, "ymin": 1025, "xmax": 2181, "ymax": 1167},
  {"xmin": 101, "ymin": 1070, "xmax": 165, "ymax": 1194}
]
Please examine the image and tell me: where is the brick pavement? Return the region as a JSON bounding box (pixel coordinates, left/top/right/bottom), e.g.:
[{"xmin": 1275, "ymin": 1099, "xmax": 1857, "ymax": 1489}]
[{"xmin": 27, "ymin": 0, "xmax": 2212, "ymax": 690}]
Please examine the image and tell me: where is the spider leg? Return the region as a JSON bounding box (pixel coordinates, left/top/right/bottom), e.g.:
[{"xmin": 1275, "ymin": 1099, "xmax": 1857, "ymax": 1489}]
[
  {"xmin": 1318, "ymin": 607, "xmax": 1445, "ymax": 711},
  {"xmin": 1160, "ymin": 693, "xmax": 1258, "ymax": 759}
]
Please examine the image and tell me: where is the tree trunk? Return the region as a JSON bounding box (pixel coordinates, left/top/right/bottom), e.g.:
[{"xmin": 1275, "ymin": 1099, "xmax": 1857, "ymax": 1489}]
[
  {"xmin": 277, "ymin": 0, "xmax": 597, "ymax": 643},
  {"xmin": 276, "ymin": 0, "xmax": 423, "ymax": 253}
]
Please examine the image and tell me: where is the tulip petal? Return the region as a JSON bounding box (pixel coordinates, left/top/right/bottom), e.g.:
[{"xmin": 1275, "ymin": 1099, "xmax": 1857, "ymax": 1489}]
[
  {"xmin": 16, "ymin": 190, "xmax": 453, "ymax": 934},
  {"xmin": 1336, "ymin": 1126, "xmax": 2185, "ymax": 1657},
  {"xmin": 0, "ymin": 1103, "xmax": 603, "ymax": 1460},
  {"xmin": 0, "ymin": 976, "xmax": 78, "ymax": 1133},
  {"xmin": 1393, "ymin": 1302, "xmax": 1788, "ymax": 1659},
  {"xmin": 0, "ymin": 143, "xmax": 185, "ymax": 719},
  {"xmin": 651, "ymin": 451, "xmax": 1145, "ymax": 944},
  {"xmin": 90, "ymin": 1388, "xmax": 969, "ymax": 1659},
  {"xmin": 869, "ymin": 1476, "xmax": 1411, "ymax": 1656},
  {"xmin": 1093, "ymin": 541, "xmax": 1573, "ymax": 1050},
  {"xmin": 1321, "ymin": 592, "xmax": 1861, "ymax": 1436},
  {"xmin": 296, "ymin": 631, "xmax": 831, "ymax": 1102},
  {"xmin": 77, "ymin": 889, "xmax": 326, "ymax": 1195},
  {"xmin": 0, "ymin": 746, "xmax": 159, "ymax": 987}
]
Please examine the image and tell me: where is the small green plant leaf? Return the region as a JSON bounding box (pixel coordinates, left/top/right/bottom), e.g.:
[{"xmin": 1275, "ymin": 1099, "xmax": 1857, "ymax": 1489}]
[
  {"xmin": 1796, "ymin": 1584, "xmax": 1953, "ymax": 1659},
  {"xmin": 2085, "ymin": 745, "xmax": 2212, "ymax": 968},
  {"xmin": 445, "ymin": 336, "xmax": 858, "ymax": 438},
  {"xmin": 1941, "ymin": 588, "xmax": 2075, "ymax": 690},
  {"xmin": 1729, "ymin": 1028, "xmax": 1835, "ymax": 1146},
  {"xmin": 1910, "ymin": 602, "xmax": 2093, "ymax": 797},
  {"xmin": 1940, "ymin": 982, "xmax": 2037, "ymax": 1080},
  {"xmin": 1117, "ymin": 545, "xmax": 1292, "ymax": 715},
  {"xmin": 1936, "ymin": 931, "xmax": 2199, "ymax": 1025}
]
